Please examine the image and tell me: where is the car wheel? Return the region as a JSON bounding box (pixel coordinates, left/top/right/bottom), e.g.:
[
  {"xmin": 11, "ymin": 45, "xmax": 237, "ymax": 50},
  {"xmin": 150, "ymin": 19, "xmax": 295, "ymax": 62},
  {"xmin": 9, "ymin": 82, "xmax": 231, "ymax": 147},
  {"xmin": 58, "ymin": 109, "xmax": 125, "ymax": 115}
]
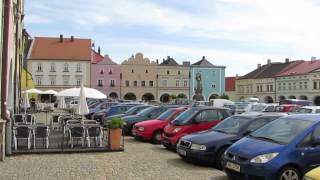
[
  {"xmin": 151, "ymin": 130, "xmax": 162, "ymax": 144},
  {"xmin": 278, "ymin": 166, "xmax": 301, "ymax": 180},
  {"xmin": 216, "ymin": 147, "xmax": 228, "ymax": 170}
]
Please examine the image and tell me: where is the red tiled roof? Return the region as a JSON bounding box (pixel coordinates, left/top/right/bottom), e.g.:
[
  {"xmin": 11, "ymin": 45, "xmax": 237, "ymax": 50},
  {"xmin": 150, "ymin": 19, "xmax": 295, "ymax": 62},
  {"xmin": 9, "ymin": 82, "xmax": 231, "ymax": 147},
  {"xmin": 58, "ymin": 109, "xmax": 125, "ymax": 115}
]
[
  {"xmin": 91, "ymin": 50, "xmax": 104, "ymax": 64},
  {"xmin": 28, "ymin": 37, "xmax": 91, "ymax": 61},
  {"xmin": 277, "ymin": 60, "xmax": 320, "ymax": 76},
  {"xmin": 225, "ymin": 77, "xmax": 236, "ymax": 91}
]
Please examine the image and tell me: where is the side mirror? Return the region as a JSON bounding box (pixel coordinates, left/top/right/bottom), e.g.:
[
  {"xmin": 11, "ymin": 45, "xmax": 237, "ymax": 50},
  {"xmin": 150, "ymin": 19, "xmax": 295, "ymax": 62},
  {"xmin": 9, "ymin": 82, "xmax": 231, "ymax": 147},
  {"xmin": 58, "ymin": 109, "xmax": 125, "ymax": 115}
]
[{"xmin": 312, "ymin": 137, "xmax": 320, "ymax": 146}]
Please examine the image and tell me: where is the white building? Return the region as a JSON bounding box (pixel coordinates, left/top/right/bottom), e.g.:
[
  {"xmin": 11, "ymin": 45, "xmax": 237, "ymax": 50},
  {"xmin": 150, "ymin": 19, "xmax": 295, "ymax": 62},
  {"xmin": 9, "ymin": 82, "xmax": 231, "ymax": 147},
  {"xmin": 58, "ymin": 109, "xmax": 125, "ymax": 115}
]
[{"xmin": 27, "ymin": 35, "xmax": 92, "ymax": 93}]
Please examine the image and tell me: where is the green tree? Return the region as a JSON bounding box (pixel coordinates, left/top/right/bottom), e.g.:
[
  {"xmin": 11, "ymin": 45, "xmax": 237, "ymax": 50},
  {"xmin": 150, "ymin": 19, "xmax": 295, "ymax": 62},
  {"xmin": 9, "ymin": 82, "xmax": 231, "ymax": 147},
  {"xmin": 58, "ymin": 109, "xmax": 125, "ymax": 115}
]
[{"xmin": 219, "ymin": 93, "xmax": 229, "ymax": 100}]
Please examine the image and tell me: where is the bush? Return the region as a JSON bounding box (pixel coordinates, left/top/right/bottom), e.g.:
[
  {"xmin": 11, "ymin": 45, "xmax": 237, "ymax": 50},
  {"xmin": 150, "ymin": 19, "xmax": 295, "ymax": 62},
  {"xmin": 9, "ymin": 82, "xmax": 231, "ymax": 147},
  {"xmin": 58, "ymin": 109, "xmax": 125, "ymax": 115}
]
[
  {"xmin": 219, "ymin": 94, "xmax": 229, "ymax": 100},
  {"xmin": 108, "ymin": 117, "xmax": 126, "ymax": 129}
]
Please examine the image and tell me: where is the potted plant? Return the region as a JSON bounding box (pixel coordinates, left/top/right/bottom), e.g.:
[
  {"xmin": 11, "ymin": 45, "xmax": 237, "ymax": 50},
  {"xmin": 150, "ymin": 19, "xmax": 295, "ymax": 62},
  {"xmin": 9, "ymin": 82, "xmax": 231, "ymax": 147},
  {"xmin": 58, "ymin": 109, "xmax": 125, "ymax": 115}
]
[{"xmin": 108, "ymin": 117, "xmax": 125, "ymax": 150}]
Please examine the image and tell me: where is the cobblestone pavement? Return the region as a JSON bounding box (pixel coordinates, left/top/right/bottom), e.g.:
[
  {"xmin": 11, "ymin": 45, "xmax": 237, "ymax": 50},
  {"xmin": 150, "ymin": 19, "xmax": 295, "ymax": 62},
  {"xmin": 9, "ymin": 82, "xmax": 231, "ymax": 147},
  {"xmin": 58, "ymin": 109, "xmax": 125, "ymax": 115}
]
[{"xmin": 0, "ymin": 136, "xmax": 228, "ymax": 180}]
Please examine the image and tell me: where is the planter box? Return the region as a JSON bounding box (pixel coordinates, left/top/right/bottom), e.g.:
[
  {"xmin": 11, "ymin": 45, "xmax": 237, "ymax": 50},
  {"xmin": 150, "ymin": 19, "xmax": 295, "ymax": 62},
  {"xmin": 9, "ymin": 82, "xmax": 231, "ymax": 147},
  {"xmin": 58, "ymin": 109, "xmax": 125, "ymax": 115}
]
[{"xmin": 109, "ymin": 128, "xmax": 122, "ymax": 150}]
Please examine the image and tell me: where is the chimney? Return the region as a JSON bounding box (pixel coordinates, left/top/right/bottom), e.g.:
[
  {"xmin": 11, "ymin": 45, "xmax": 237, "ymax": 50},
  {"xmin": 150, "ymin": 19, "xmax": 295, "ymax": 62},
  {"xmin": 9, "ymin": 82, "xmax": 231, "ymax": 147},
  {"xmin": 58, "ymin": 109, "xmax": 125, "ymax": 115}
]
[
  {"xmin": 202, "ymin": 56, "xmax": 206, "ymax": 60},
  {"xmin": 98, "ymin": 46, "xmax": 101, "ymax": 54},
  {"xmin": 311, "ymin": 56, "xmax": 317, "ymax": 61},
  {"xmin": 156, "ymin": 59, "xmax": 159, "ymax": 64},
  {"xmin": 257, "ymin": 64, "xmax": 261, "ymax": 68},
  {"xmin": 70, "ymin": 35, "xmax": 74, "ymax": 42},
  {"xmin": 285, "ymin": 58, "xmax": 289, "ymax": 63},
  {"xmin": 183, "ymin": 61, "xmax": 190, "ymax": 66},
  {"xmin": 267, "ymin": 59, "xmax": 271, "ymax": 64},
  {"xmin": 59, "ymin": 34, "xmax": 63, "ymax": 42}
]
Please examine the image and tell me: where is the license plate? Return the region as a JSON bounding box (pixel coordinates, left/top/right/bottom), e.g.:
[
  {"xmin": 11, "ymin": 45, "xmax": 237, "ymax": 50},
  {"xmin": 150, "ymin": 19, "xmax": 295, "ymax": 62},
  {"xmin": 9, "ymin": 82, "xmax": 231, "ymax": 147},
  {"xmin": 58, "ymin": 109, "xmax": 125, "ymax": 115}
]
[
  {"xmin": 177, "ymin": 149, "xmax": 186, "ymax": 156},
  {"xmin": 226, "ymin": 161, "xmax": 241, "ymax": 172}
]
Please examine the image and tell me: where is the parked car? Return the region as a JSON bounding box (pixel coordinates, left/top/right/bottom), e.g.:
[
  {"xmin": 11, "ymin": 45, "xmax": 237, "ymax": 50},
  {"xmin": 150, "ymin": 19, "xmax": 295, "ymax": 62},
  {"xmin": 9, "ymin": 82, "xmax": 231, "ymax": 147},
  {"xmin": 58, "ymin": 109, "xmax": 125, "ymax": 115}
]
[
  {"xmin": 133, "ymin": 107, "xmax": 187, "ymax": 144},
  {"xmin": 92, "ymin": 104, "xmax": 139, "ymax": 121},
  {"xmin": 67, "ymin": 100, "xmax": 78, "ymax": 109},
  {"xmin": 294, "ymin": 106, "xmax": 320, "ymax": 114},
  {"xmin": 275, "ymin": 104, "xmax": 301, "ymax": 112},
  {"xmin": 122, "ymin": 106, "xmax": 170, "ymax": 135},
  {"xmin": 304, "ymin": 166, "xmax": 320, "ymax": 180},
  {"xmin": 280, "ymin": 99, "xmax": 312, "ymax": 106},
  {"xmin": 162, "ymin": 107, "xmax": 231, "ymax": 149},
  {"xmin": 104, "ymin": 105, "xmax": 151, "ymax": 120},
  {"xmin": 262, "ymin": 103, "xmax": 279, "ymax": 112},
  {"xmin": 86, "ymin": 102, "xmax": 118, "ymax": 119},
  {"xmin": 176, "ymin": 113, "xmax": 286, "ymax": 169},
  {"xmin": 223, "ymin": 104, "xmax": 236, "ymax": 115},
  {"xmin": 224, "ymin": 114, "xmax": 320, "ymax": 180}
]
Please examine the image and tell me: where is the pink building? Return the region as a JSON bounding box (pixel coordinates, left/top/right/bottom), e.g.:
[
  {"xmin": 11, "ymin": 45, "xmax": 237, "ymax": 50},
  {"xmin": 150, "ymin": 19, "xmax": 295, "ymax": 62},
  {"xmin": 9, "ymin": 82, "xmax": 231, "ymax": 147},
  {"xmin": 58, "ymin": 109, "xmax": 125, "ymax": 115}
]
[{"xmin": 91, "ymin": 50, "xmax": 121, "ymax": 99}]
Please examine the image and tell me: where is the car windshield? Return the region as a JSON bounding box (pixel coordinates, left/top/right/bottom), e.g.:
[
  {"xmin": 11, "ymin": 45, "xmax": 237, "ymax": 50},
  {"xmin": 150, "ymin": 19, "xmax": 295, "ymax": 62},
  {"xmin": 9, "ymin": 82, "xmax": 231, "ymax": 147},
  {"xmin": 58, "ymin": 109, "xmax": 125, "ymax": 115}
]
[
  {"xmin": 295, "ymin": 108, "xmax": 313, "ymax": 113},
  {"xmin": 136, "ymin": 107, "xmax": 155, "ymax": 116},
  {"xmin": 250, "ymin": 118, "xmax": 315, "ymax": 144},
  {"xmin": 171, "ymin": 109, "xmax": 198, "ymax": 126},
  {"xmin": 213, "ymin": 116, "xmax": 251, "ymax": 134},
  {"xmin": 126, "ymin": 106, "xmax": 148, "ymax": 115},
  {"xmin": 250, "ymin": 104, "xmax": 267, "ymax": 112},
  {"xmin": 157, "ymin": 109, "xmax": 175, "ymax": 120},
  {"xmin": 89, "ymin": 102, "xmax": 100, "ymax": 108}
]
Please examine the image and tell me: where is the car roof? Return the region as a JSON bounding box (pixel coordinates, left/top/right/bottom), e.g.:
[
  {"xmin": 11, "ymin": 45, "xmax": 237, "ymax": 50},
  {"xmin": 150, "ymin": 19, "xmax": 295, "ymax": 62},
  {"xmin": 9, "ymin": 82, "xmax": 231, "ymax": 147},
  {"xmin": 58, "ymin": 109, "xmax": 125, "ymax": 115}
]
[
  {"xmin": 189, "ymin": 106, "xmax": 229, "ymax": 110},
  {"xmin": 236, "ymin": 112, "xmax": 288, "ymax": 118},
  {"xmin": 283, "ymin": 114, "xmax": 320, "ymax": 122},
  {"xmin": 301, "ymin": 106, "xmax": 320, "ymax": 109}
]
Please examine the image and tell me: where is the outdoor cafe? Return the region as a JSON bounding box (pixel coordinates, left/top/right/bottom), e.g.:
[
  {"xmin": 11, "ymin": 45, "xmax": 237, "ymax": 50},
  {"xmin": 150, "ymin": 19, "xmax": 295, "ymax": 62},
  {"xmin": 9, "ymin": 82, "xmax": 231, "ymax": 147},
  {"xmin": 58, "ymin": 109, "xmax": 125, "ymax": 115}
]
[{"xmin": 13, "ymin": 86, "xmax": 124, "ymax": 154}]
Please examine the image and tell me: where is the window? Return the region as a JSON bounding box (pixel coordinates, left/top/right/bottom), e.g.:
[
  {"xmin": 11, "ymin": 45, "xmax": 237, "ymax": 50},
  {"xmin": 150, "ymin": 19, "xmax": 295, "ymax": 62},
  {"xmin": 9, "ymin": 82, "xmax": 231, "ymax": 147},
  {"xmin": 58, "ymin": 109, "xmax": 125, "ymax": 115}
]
[
  {"xmin": 176, "ymin": 80, "xmax": 180, "ymax": 87},
  {"xmin": 134, "ymin": 81, "xmax": 138, "ymax": 87},
  {"xmin": 194, "ymin": 110, "xmax": 221, "ymax": 123},
  {"xmin": 63, "ymin": 63, "xmax": 69, "ymax": 72},
  {"xmin": 246, "ymin": 117, "xmax": 276, "ymax": 132},
  {"xmin": 314, "ymin": 82, "xmax": 317, "ymax": 89},
  {"xmin": 299, "ymin": 82, "xmax": 303, "ymax": 89},
  {"xmin": 178, "ymin": 71, "xmax": 181, "ymax": 75},
  {"xmin": 149, "ymin": 81, "xmax": 154, "ymax": 87},
  {"xmin": 145, "ymin": 70, "xmax": 148, "ymax": 73},
  {"xmin": 257, "ymin": 86, "xmax": 260, "ymax": 92},
  {"xmin": 125, "ymin": 80, "xmax": 130, "ymax": 87},
  {"xmin": 110, "ymin": 80, "xmax": 115, "ymax": 87},
  {"xmin": 76, "ymin": 78, "xmax": 82, "ymax": 86},
  {"xmin": 50, "ymin": 63, "xmax": 56, "ymax": 72},
  {"xmin": 63, "ymin": 76, "xmax": 69, "ymax": 85},
  {"xmin": 109, "ymin": 69, "xmax": 113, "ymax": 74},
  {"xmin": 184, "ymin": 80, "xmax": 188, "ymax": 87},
  {"xmin": 212, "ymin": 84, "xmax": 216, "ymax": 88},
  {"xmin": 267, "ymin": 85, "xmax": 269, "ymax": 92},
  {"xmin": 167, "ymin": 70, "xmax": 170, "ymax": 75},
  {"xmin": 141, "ymin": 81, "xmax": 146, "ymax": 87},
  {"xmin": 76, "ymin": 63, "xmax": 82, "ymax": 72},
  {"xmin": 49, "ymin": 76, "xmax": 56, "ymax": 85},
  {"xmin": 98, "ymin": 79, "xmax": 103, "ymax": 87},
  {"xmin": 162, "ymin": 79, "xmax": 168, "ymax": 87},
  {"xmin": 37, "ymin": 63, "xmax": 42, "ymax": 72},
  {"xmin": 100, "ymin": 69, "xmax": 104, "ymax": 75},
  {"xmin": 293, "ymin": 83, "xmax": 296, "ymax": 90},
  {"xmin": 304, "ymin": 82, "xmax": 308, "ymax": 89},
  {"xmin": 131, "ymin": 69, "xmax": 134, "ymax": 73},
  {"xmin": 36, "ymin": 76, "xmax": 42, "ymax": 85}
]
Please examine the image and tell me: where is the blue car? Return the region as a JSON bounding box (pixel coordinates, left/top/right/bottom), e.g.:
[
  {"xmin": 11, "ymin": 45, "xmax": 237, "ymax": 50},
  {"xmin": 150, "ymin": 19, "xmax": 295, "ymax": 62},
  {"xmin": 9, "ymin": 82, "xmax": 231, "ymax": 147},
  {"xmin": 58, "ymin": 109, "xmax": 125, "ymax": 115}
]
[
  {"xmin": 224, "ymin": 114, "xmax": 320, "ymax": 180},
  {"xmin": 86, "ymin": 102, "xmax": 118, "ymax": 119},
  {"xmin": 93, "ymin": 104, "xmax": 142, "ymax": 121}
]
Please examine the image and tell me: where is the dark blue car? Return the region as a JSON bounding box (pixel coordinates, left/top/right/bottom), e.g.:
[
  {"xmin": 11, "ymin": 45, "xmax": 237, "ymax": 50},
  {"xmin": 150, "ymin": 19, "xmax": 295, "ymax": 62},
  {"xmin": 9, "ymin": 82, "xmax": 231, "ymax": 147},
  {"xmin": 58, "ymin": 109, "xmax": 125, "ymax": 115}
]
[
  {"xmin": 93, "ymin": 104, "xmax": 141, "ymax": 121},
  {"xmin": 224, "ymin": 114, "xmax": 320, "ymax": 180},
  {"xmin": 176, "ymin": 113, "xmax": 286, "ymax": 169}
]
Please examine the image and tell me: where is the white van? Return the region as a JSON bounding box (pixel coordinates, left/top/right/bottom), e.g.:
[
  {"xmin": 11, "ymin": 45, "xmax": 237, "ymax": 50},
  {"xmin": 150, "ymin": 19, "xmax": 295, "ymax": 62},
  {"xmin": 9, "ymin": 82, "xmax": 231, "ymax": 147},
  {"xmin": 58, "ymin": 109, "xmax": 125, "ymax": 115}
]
[{"xmin": 209, "ymin": 99, "xmax": 234, "ymax": 108}]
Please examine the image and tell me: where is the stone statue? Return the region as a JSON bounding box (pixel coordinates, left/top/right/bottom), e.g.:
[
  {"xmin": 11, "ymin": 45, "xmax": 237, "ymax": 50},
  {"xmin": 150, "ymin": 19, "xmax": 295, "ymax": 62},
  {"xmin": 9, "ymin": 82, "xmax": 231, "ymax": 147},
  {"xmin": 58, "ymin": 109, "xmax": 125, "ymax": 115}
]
[{"xmin": 194, "ymin": 73, "xmax": 204, "ymax": 101}]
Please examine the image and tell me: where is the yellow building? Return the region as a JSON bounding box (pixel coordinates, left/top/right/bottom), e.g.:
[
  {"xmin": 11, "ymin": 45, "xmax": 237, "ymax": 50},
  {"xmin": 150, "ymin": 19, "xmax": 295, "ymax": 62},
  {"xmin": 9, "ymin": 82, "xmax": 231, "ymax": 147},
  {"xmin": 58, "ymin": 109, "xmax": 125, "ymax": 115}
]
[{"xmin": 21, "ymin": 68, "xmax": 35, "ymax": 91}]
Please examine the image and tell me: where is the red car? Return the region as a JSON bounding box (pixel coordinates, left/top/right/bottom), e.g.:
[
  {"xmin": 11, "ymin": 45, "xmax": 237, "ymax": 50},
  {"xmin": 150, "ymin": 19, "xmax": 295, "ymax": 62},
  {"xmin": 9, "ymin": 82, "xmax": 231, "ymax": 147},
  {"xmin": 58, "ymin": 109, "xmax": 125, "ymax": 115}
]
[
  {"xmin": 275, "ymin": 104, "xmax": 301, "ymax": 112},
  {"xmin": 133, "ymin": 107, "xmax": 187, "ymax": 144},
  {"xmin": 162, "ymin": 107, "xmax": 231, "ymax": 149}
]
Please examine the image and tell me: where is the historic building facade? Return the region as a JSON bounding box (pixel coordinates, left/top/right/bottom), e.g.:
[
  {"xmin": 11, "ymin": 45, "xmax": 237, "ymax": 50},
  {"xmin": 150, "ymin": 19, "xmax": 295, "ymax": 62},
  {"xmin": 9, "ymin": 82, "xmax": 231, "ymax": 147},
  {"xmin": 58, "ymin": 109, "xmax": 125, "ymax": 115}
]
[
  {"xmin": 157, "ymin": 56, "xmax": 190, "ymax": 103},
  {"xmin": 225, "ymin": 77, "xmax": 236, "ymax": 101},
  {"xmin": 276, "ymin": 60, "xmax": 320, "ymax": 105},
  {"xmin": 121, "ymin": 53, "xmax": 158, "ymax": 101},
  {"xmin": 236, "ymin": 59, "xmax": 302, "ymax": 103},
  {"xmin": 190, "ymin": 56, "xmax": 226, "ymax": 101},
  {"xmin": 27, "ymin": 36, "xmax": 92, "ymax": 92},
  {"xmin": 91, "ymin": 50, "xmax": 121, "ymax": 99}
]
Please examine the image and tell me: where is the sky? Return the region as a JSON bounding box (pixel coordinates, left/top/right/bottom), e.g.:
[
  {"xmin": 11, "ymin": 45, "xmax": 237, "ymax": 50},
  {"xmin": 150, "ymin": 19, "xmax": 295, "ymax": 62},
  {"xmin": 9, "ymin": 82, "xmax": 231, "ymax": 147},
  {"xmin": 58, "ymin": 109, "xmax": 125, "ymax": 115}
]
[{"xmin": 25, "ymin": 0, "xmax": 320, "ymax": 76}]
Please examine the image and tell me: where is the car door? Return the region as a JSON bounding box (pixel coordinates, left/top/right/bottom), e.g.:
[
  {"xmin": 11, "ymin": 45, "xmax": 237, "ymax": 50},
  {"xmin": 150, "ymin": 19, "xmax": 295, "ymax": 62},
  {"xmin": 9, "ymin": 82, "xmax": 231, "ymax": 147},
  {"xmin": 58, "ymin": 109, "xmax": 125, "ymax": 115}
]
[
  {"xmin": 298, "ymin": 125, "xmax": 320, "ymax": 170},
  {"xmin": 191, "ymin": 110, "xmax": 222, "ymax": 133}
]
